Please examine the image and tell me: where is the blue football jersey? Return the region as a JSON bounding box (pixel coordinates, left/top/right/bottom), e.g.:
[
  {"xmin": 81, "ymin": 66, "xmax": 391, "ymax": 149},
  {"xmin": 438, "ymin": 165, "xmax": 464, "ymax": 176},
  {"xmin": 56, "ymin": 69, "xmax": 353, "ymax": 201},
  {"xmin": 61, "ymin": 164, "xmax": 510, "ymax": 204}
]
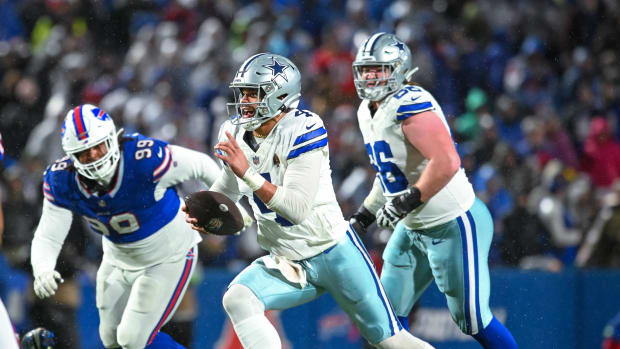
[{"xmin": 42, "ymin": 133, "xmax": 179, "ymax": 243}]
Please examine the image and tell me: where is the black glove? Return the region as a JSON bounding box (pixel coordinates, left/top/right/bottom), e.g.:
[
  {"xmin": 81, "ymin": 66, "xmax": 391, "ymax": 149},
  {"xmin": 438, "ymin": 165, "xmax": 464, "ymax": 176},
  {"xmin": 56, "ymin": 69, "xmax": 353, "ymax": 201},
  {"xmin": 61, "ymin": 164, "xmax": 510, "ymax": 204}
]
[
  {"xmin": 376, "ymin": 186, "xmax": 423, "ymax": 228},
  {"xmin": 349, "ymin": 205, "xmax": 376, "ymax": 235}
]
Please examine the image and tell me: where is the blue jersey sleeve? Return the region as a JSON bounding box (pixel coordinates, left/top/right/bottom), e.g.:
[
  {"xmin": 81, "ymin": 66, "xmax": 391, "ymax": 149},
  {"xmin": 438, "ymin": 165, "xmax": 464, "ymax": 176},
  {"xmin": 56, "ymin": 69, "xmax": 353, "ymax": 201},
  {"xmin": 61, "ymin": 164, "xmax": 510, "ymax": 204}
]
[
  {"xmin": 42, "ymin": 156, "xmax": 75, "ymax": 208},
  {"xmin": 122, "ymin": 133, "xmax": 172, "ymax": 182}
]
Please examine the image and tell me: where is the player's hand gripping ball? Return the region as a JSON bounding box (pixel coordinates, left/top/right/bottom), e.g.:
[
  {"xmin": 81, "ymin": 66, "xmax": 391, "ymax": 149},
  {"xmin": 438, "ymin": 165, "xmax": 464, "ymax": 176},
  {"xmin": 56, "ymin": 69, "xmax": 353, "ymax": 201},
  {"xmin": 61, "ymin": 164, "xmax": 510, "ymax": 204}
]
[{"xmin": 184, "ymin": 191, "xmax": 244, "ymax": 235}]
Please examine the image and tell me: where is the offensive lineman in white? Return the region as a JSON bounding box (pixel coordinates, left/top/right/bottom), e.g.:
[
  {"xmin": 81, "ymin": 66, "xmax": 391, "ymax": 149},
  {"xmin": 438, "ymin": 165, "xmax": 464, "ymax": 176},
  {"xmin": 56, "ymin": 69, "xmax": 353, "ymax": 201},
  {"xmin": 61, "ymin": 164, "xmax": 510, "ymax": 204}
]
[
  {"xmin": 185, "ymin": 53, "xmax": 433, "ymax": 349},
  {"xmin": 30, "ymin": 104, "xmax": 252, "ymax": 349},
  {"xmin": 349, "ymin": 33, "xmax": 518, "ymax": 348}
]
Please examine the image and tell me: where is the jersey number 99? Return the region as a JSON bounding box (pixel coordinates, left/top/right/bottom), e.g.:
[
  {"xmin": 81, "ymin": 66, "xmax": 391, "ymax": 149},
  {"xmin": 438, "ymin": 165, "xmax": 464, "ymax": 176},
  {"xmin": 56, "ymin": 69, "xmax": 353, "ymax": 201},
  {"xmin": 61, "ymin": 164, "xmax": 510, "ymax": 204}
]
[{"xmin": 84, "ymin": 213, "xmax": 140, "ymax": 236}]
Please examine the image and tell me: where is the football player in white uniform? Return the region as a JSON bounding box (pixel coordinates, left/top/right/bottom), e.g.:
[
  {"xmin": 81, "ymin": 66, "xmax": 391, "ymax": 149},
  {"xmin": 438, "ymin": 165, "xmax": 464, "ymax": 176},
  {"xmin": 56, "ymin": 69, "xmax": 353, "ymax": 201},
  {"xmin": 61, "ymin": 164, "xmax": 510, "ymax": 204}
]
[
  {"xmin": 0, "ymin": 131, "xmax": 20, "ymax": 349},
  {"xmin": 349, "ymin": 33, "xmax": 518, "ymax": 348},
  {"xmin": 30, "ymin": 104, "xmax": 252, "ymax": 349},
  {"xmin": 185, "ymin": 53, "xmax": 433, "ymax": 349}
]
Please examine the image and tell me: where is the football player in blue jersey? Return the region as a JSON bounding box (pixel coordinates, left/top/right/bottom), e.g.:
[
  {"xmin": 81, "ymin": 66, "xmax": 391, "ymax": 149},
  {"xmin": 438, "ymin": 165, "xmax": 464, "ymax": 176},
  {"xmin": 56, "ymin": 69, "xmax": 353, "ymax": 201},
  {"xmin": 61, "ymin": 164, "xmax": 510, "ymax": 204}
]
[
  {"xmin": 30, "ymin": 104, "xmax": 252, "ymax": 349},
  {"xmin": 349, "ymin": 33, "xmax": 518, "ymax": 349},
  {"xmin": 185, "ymin": 53, "xmax": 433, "ymax": 349},
  {"xmin": 0, "ymin": 132, "xmax": 20, "ymax": 349}
]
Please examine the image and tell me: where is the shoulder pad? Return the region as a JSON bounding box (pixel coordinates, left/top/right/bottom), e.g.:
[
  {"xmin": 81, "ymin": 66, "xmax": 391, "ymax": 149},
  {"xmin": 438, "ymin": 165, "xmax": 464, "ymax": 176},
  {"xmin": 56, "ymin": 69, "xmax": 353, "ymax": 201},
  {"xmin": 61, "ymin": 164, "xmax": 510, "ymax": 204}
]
[
  {"xmin": 123, "ymin": 134, "xmax": 172, "ymax": 182},
  {"xmin": 286, "ymin": 109, "xmax": 328, "ymax": 160},
  {"xmin": 43, "ymin": 156, "xmax": 73, "ymax": 204},
  {"xmin": 389, "ymin": 85, "xmax": 435, "ymax": 121}
]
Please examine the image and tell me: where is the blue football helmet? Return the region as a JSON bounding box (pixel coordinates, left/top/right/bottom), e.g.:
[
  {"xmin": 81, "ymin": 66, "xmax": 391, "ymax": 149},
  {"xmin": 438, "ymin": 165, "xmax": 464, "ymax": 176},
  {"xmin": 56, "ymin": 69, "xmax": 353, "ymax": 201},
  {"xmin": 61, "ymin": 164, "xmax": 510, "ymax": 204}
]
[{"xmin": 21, "ymin": 328, "xmax": 55, "ymax": 349}]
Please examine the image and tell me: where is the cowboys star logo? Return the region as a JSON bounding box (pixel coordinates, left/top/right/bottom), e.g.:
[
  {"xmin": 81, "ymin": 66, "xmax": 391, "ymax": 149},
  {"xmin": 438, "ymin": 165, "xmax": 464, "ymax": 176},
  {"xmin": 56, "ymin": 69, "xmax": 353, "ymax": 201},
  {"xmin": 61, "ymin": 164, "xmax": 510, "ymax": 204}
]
[{"xmin": 263, "ymin": 58, "xmax": 289, "ymax": 82}]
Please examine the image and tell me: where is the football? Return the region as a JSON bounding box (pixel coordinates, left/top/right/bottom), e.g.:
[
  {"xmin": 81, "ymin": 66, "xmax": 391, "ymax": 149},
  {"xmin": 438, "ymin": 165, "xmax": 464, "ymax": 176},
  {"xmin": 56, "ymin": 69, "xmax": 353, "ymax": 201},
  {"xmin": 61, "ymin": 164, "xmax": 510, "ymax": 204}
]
[{"xmin": 184, "ymin": 191, "xmax": 244, "ymax": 235}]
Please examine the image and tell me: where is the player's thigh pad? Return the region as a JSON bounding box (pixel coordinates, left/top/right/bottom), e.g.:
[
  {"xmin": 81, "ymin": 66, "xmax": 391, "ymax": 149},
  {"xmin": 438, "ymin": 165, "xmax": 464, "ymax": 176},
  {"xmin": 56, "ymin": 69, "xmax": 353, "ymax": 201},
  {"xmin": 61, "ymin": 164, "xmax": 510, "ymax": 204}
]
[
  {"xmin": 381, "ymin": 222, "xmax": 434, "ymax": 316},
  {"xmin": 96, "ymin": 261, "xmax": 132, "ymax": 348},
  {"xmin": 382, "ymin": 223, "xmax": 416, "ymax": 267},
  {"xmin": 314, "ymin": 229, "xmax": 401, "ymax": 345},
  {"xmin": 116, "ymin": 247, "xmax": 196, "ymax": 349},
  {"xmin": 229, "ymin": 257, "xmax": 321, "ymax": 311},
  {"xmin": 425, "ymin": 198, "xmax": 494, "ymax": 334}
]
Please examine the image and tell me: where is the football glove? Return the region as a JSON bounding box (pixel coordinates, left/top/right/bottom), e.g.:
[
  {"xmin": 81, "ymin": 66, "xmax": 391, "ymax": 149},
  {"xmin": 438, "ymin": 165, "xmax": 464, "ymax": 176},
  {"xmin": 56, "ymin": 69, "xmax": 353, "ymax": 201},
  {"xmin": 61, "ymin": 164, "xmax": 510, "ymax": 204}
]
[
  {"xmin": 33, "ymin": 270, "xmax": 64, "ymax": 299},
  {"xmin": 376, "ymin": 186, "xmax": 423, "ymax": 228},
  {"xmin": 349, "ymin": 205, "xmax": 376, "ymax": 235}
]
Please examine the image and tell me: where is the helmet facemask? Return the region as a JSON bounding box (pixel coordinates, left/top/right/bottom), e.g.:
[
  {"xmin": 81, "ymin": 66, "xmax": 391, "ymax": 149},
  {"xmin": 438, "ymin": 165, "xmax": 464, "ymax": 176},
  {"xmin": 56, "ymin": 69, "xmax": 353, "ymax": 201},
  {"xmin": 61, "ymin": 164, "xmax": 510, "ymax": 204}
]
[
  {"xmin": 353, "ymin": 62, "xmax": 401, "ymax": 101},
  {"xmin": 67, "ymin": 131, "xmax": 120, "ymax": 182},
  {"xmin": 227, "ymin": 83, "xmax": 280, "ymax": 131}
]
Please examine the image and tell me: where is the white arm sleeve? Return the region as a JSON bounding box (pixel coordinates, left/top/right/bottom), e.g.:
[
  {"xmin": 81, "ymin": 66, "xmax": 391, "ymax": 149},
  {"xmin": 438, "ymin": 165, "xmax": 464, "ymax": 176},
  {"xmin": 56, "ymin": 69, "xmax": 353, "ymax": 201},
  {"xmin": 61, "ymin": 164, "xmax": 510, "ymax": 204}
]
[
  {"xmin": 31, "ymin": 200, "xmax": 73, "ymax": 277},
  {"xmin": 266, "ymin": 150, "xmax": 322, "ymax": 225},
  {"xmin": 363, "ymin": 176, "xmax": 387, "ymax": 214},
  {"xmin": 210, "ymin": 165, "xmax": 244, "ymax": 203},
  {"xmin": 157, "ymin": 145, "xmax": 222, "ymax": 189}
]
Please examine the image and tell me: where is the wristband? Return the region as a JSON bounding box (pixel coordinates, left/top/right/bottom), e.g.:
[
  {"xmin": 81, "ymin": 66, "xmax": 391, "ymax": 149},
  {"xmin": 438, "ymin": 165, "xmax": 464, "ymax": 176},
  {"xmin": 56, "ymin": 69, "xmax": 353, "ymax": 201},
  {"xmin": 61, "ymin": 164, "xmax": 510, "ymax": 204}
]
[{"xmin": 242, "ymin": 167, "xmax": 266, "ymax": 192}]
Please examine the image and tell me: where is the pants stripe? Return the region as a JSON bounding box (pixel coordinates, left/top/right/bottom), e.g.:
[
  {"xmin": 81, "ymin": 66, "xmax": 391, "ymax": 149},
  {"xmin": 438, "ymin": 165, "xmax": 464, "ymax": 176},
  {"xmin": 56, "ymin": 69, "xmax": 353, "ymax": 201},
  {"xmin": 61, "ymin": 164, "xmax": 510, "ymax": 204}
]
[
  {"xmin": 146, "ymin": 247, "xmax": 195, "ymax": 345},
  {"xmin": 346, "ymin": 227, "xmax": 401, "ymax": 336},
  {"xmin": 457, "ymin": 212, "xmax": 482, "ymax": 334}
]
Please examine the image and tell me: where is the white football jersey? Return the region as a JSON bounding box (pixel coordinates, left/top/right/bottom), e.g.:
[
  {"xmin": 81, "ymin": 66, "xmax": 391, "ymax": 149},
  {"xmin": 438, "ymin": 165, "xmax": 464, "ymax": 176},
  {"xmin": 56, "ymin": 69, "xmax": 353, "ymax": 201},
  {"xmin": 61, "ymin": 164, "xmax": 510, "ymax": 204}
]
[
  {"xmin": 216, "ymin": 109, "xmax": 348, "ymax": 260},
  {"xmin": 357, "ymin": 85, "xmax": 475, "ymax": 229}
]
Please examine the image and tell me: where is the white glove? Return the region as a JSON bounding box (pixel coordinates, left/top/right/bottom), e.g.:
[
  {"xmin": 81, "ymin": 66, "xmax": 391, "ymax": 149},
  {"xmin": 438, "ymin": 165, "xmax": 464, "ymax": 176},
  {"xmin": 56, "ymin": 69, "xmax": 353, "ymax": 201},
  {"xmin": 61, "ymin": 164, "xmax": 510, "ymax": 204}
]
[
  {"xmin": 376, "ymin": 200, "xmax": 406, "ymax": 229},
  {"xmin": 34, "ymin": 270, "xmax": 64, "ymax": 299}
]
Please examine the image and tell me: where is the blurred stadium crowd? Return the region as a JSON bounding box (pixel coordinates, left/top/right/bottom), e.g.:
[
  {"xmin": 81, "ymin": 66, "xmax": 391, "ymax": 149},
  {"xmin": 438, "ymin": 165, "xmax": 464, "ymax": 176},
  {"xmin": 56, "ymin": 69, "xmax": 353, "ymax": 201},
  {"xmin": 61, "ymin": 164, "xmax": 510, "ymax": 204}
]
[{"xmin": 0, "ymin": 0, "xmax": 620, "ymax": 346}]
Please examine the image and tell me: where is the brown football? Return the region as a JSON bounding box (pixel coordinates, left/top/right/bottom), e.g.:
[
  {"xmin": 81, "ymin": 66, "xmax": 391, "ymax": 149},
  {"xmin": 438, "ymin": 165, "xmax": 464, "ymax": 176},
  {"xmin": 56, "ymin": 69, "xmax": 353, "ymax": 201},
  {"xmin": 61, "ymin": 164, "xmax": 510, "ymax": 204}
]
[{"xmin": 184, "ymin": 191, "xmax": 244, "ymax": 235}]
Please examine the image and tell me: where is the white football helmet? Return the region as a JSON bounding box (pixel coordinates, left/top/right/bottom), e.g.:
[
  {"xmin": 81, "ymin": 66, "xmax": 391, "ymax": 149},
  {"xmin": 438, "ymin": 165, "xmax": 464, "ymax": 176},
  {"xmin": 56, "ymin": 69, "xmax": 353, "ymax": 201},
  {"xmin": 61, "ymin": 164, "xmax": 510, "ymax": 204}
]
[
  {"xmin": 61, "ymin": 104, "xmax": 120, "ymax": 182},
  {"xmin": 227, "ymin": 53, "xmax": 301, "ymax": 131},
  {"xmin": 353, "ymin": 32, "xmax": 416, "ymax": 101}
]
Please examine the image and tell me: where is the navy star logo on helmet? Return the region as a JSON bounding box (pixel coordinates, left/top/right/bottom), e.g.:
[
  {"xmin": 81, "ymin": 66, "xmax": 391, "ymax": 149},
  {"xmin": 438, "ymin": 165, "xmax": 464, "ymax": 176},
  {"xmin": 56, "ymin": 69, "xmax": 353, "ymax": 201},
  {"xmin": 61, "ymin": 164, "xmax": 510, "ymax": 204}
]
[
  {"xmin": 392, "ymin": 42, "xmax": 406, "ymax": 52},
  {"xmin": 264, "ymin": 58, "xmax": 289, "ymax": 81}
]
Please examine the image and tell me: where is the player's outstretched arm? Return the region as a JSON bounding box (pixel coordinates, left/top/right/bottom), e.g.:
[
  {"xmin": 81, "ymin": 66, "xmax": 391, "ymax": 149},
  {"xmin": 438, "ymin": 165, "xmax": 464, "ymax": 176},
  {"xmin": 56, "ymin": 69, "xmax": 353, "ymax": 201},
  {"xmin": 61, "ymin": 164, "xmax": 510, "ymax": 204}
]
[
  {"xmin": 159, "ymin": 145, "xmax": 224, "ymax": 188},
  {"xmin": 31, "ymin": 199, "xmax": 72, "ymax": 298}
]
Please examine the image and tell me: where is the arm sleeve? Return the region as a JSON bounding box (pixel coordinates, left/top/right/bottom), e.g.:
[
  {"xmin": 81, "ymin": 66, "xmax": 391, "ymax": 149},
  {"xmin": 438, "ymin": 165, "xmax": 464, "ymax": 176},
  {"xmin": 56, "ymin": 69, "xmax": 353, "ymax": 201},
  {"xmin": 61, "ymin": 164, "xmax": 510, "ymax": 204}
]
[
  {"xmin": 210, "ymin": 165, "xmax": 244, "ymax": 203},
  {"xmin": 157, "ymin": 145, "xmax": 223, "ymax": 189},
  {"xmin": 31, "ymin": 199, "xmax": 73, "ymax": 277},
  {"xmin": 265, "ymin": 149, "xmax": 323, "ymax": 224},
  {"xmin": 363, "ymin": 176, "xmax": 387, "ymax": 214}
]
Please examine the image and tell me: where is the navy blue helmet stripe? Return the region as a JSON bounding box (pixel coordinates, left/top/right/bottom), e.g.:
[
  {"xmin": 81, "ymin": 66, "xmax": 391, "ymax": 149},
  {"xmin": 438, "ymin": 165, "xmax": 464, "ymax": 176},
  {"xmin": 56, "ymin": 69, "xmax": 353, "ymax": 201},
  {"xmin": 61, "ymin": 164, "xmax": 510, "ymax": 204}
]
[
  {"xmin": 240, "ymin": 53, "xmax": 266, "ymax": 75},
  {"xmin": 369, "ymin": 32, "xmax": 386, "ymax": 55}
]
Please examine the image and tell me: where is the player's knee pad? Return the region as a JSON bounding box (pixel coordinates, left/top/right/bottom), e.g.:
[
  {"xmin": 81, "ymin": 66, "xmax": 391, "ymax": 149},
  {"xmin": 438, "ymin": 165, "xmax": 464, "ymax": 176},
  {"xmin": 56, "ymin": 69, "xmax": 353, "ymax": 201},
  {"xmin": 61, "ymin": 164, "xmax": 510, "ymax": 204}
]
[
  {"xmin": 375, "ymin": 330, "xmax": 434, "ymax": 349},
  {"xmin": 222, "ymin": 284, "xmax": 264, "ymax": 324},
  {"xmin": 99, "ymin": 324, "xmax": 118, "ymax": 348},
  {"xmin": 117, "ymin": 322, "xmax": 147, "ymax": 349}
]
